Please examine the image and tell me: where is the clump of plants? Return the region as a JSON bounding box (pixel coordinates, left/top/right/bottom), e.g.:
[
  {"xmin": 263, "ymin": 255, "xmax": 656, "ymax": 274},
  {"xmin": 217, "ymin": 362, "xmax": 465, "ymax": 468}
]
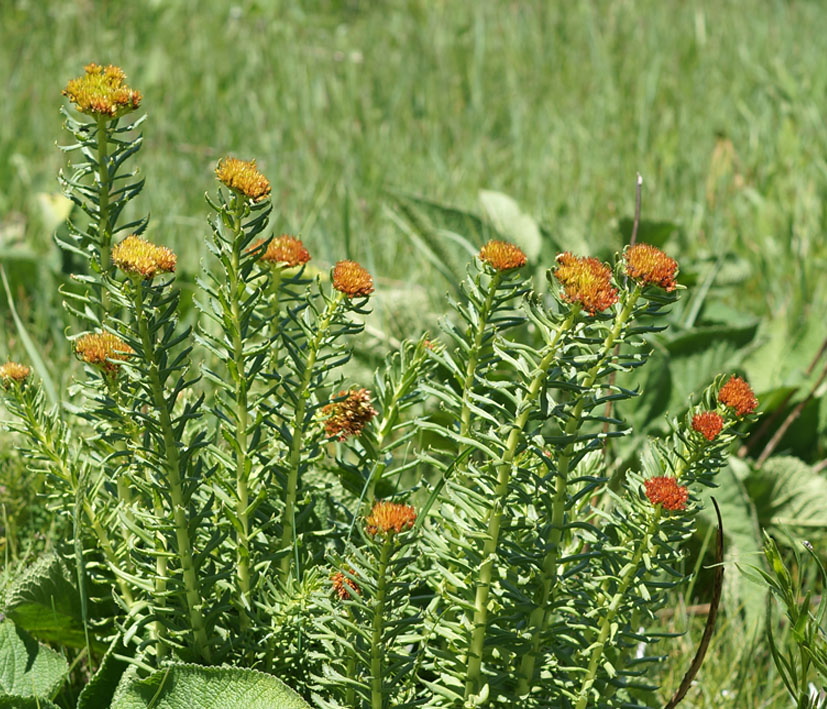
[{"xmin": 0, "ymin": 64, "xmax": 761, "ymax": 708}]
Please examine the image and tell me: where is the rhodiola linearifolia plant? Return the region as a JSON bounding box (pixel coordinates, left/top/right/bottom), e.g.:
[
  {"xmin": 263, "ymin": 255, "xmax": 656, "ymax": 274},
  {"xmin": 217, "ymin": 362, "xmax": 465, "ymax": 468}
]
[{"xmin": 0, "ymin": 63, "xmax": 762, "ymax": 707}]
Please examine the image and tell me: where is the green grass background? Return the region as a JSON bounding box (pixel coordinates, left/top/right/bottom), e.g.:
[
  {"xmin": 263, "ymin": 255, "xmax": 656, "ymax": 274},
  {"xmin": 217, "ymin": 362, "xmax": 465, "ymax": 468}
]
[{"xmin": 2, "ymin": 1, "xmax": 827, "ymax": 705}]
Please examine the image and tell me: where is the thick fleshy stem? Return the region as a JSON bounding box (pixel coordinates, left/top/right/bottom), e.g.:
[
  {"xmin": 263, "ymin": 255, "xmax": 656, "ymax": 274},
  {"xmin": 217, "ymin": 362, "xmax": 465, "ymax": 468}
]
[
  {"xmin": 133, "ymin": 281, "xmax": 211, "ymax": 662},
  {"xmin": 459, "ymin": 270, "xmax": 503, "ymax": 438},
  {"xmin": 517, "ymin": 287, "xmax": 641, "ymax": 695},
  {"xmin": 574, "ymin": 510, "xmax": 661, "ymax": 709},
  {"xmin": 463, "ymin": 309, "xmax": 578, "ymax": 699},
  {"xmin": 226, "ymin": 197, "xmax": 254, "ymax": 630},
  {"xmin": 371, "ymin": 537, "xmax": 393, "ymax": 709},
  {"xmin": 95, "ymin": 116, "xmax": 113, "ymax": 314},
  {"xmin": 279, "ymin": 291, "xmax": 346, "ymax": 582}
]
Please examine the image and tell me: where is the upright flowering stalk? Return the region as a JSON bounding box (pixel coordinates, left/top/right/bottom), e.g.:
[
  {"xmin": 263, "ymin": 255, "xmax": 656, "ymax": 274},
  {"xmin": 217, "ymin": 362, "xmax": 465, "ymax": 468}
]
[
  {"xmin": 573, "ymin": 375, "xmax": 757, "ymax": 707},
  {"xmin": 202, "ymin": 157, "xmax": 274, "ymax": 632},
  {"xmin": 106, "ymin": 233, "xmax": 211, "ymax": 661},
  {"xmin": 312, "ymin": 502, "xmax": 420, "ymax": 708},
  {"xmin": 0, "ymin": 362, "xmax": 137, "ymax": 612},
  {"xmin": 516, "ymin": 244, "xmax": 679, "ymax": 695},
  {"xmin": 276, "ymin": 259, "xmax": 374, "ymax": 582},
  {"xmin": 60, "ymin": 64, "xmax": 145, "ymax": 318}
]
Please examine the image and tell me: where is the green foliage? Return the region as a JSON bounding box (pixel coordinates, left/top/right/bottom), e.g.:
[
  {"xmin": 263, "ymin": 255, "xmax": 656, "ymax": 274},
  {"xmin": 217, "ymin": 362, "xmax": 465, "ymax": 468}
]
[
  {"xmin": 0, "ymin": 620, "xmax": 68, "ymax": 701},
  {"xmin": 110, "ymin": 664, "xmax": 311, "ymax": 709},
  {"xmin": 750, "ymin": 533, "xmax": 827, "ymax": 708}
]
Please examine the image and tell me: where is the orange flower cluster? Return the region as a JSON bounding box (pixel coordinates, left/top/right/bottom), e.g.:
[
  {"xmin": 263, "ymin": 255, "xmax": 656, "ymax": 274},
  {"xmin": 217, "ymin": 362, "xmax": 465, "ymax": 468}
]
[
  {"xmin": 691, "ymin": 411, "xmax": 724, "ymax": 441},
  {"xmin": 365, "ymin": 500, "xmax": 417, "ymax": 537},
  {"xmin": 718, "ymin": 375, "xmax": 758, "ymax": 417},
  {"xmin": 331, "ymin": 568, "xmax": 361, "ymax": 600},
  {"xmin": 62, "ymin": 64, "xmax": 142, "ymax": 118},
  {"xmin": 74, "ymin": 332, "xmax": 134, "ymax": 372},
  {"xmin": 112, "ymin": 235, "xmax": 177, "ymax": 279},
  {"xmin": 0, "ymin": 361, "xmax": 30, "ymax": 387},
  {"xmin": 215, "ymin": 157, "xmax": 271, "ymax": 202},
  {"xmin": 644, "ymin": 476, "xmax": 689, "ymax": 511},
  {"xmin": 479, "ymin": 240, "xmax": 527, "ymax": 271},
  {"xmin": 250, "ymin": 234, "xmax": 311, "ymax": 268},
  {"xmin": 553, "ymin": 252, "xmax": 619, "ymax": 315},
  {"xmin": 332, "ymin": 260, "xmax": 374, "ymax": 298},
  {"xmin": 323, "ymin": 388, "xmax": 378, "ymax": 440},
  {"xmin": 623, "ymin": 243, "xmax": 678, "ymax": 292}
]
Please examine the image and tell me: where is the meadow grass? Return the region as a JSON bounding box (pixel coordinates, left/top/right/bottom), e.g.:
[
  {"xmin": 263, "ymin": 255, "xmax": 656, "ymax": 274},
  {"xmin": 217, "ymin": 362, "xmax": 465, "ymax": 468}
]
[{"xmin": 2, "ymin": 1, "xmax": 826, "ymax": 705}]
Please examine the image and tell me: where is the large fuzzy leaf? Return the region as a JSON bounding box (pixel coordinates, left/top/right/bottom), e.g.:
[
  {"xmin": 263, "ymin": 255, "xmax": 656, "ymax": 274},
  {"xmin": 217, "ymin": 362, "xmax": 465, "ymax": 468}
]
[
  {"xmin": 110, "ymin": 664, "xmax": 311, "ymax": 709},
  {"xmin": 746, "ymin": 455, "xmax": 827, "ymax": 532},
  {"xmin": 76, "ymin": 636, "xmax": 129, "ymax": 709},
  {"xmin": 0, "ymin": 621, "xmax": 68, "ymax": 700},
  {"xmin": 478, "ymin": 189, "xmax": 542, "ymax": 261},
  {"xmin": 1, "ymin": 554, "xmax": 88, "ymax": 649},
  {"xmin": 0, "ymin": 697, "xmax": 60, "ymax": 708}
]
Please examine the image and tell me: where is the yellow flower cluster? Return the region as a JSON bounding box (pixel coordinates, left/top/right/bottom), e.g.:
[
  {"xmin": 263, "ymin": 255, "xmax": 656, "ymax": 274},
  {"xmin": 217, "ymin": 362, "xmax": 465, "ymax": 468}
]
[
  {"xmin": 0, "ymin": 361, "xmax": 30, "ymax": 387},
  {"xmin": 332, "ymin": 260, "xmax": 374, "ymax": 298},
  {"xmin": 215, "ymin": 157, "xmax": 271, "ymax": 202},
  {"xmin": 479, "ymin": 240, "xmax": 527, "ymax": 271},
  {"xmin": 554, "ymin": 252, "xmax": 618, "ymax": 315},
  {"xmin": 62, "ymin": 63, "xmax": 142, "ymax": 119},
  {"xmin": 365, "ymin": 500, "xmax": 417, "ymax": 537},
  {"xmin": 112, "ymin": 235, "xmax": 177, "ymax": 279},
  {"xmin": 74, "ymin": 332, "xmax": 134, "ymax": 372},
  {"xmin": 250, "ymin": 234, "xmax": 311, "ymax": 268}
]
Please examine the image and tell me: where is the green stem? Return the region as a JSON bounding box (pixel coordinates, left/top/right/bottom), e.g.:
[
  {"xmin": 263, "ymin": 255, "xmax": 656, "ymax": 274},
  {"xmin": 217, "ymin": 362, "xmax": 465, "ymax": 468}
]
[
  {"xmin": 517, "ymin": 288, "xmax": 641, "ymax": 695},
  {"xmin": 371, "ymin": 538, "xmax": 392, "ymax": 709},
  {"xmin": 96, "ymin": 116, "xmax": 112, "ymax": 313},
  {"xmin": 459, "ymin": 271, "xmax": 503, "ymax": 438},
  {"xmin": 10, "ymin": 386, "xmax": 135, "ymax": 609},
  {"xmin": 133, "ymin": 281, "xmax": 211, "ymax": 662},
  {"xmin": 279, "ymin": 292, "xmax": 345, "ymax": 582},
  {"xmin": 227, "ymin": 201, "xmax": 253, "ymax": 630},
  {"xmin": 364, "ymin": 344, "xmax": 427, "ymax": 505},
  {"xmin": 268, "ymin": 266, "xmax": 283, "ymax": 370},
  {"xmin": 463, "ymin": 309, "xmax": 577, "ymax": 699},
  {"xmin": 574, "ymin": 510, "xmax": 660, "ymax": 709}
]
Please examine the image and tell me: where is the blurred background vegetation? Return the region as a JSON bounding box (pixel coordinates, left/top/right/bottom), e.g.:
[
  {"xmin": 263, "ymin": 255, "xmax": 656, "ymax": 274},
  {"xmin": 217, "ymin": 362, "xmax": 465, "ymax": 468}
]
[{"xmin": 2, "ymin": 0, "xmax": 826, "ymax": 705}]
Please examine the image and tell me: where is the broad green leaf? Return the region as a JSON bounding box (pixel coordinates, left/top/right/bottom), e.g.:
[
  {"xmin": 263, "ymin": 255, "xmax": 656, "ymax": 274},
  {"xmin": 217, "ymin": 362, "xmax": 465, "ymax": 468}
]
[
  {"xmin": 617, "ymin": 217, "xmax": 681, "ymax": 249},
  {"xmin": 0, "ymin": 697, "xmax": 60, "ymax": 708},
  {"xmin": 746, "ymin": 456, "xmax": 827, "ymax": 532},
  {"xmin": 2, "ymin": 554, "xmax": 88, "ymax": 649},
  {"xmin": 478, "ymin": 189, "xmax": 542, "ymax": 261},
  {"xmin": 35, "ymin": 193, "xmax": 72, "ymax": 235},
  {"xmin": 110, "ymin": 664, "xmax": 311, "ymax": 709},
  {"xmin": 0, "ymin": 621, "xmax": 68, "ymax": 700},
  {"xmin": 630, "ymin": 323, "xmax": 758, "ymax": 431},
  {"xmin": 76, "ymin": 636, "xmax": 128, "ymax": 709},
  {"xmin": 699, "ymin": 460, "xmax": 764, "ymax": 639}
]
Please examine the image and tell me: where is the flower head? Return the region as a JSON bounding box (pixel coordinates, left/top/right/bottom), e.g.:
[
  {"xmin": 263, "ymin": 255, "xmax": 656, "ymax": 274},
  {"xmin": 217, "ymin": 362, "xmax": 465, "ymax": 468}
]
[
  {"xmin": 323, "ymin": 388, "xmax": 378, "ymax": 440},
  {"xmin": 112, "ymin": 235, "xmax": 177, "ymax": 279},
  {"xmin": 331, "ymin": 568, "xmax": 361, "ymax": 600},
  {"xmin": 74, "ymin": 332, "xmax": 134, "ymax": 372},
  {"xmin": 215, "ymin": 157, "xmax": 271, "ymax": 202},
  {"xmin": 692, "ymin": 411, "xmax": 725, "ymax": 441},
  {"xmin": 479, "ymin": 240, "xmax": 527, "ymax": 271},
  {"xmin": 0, "ymin": 362, "xmax": 30, "ymax": 388},
  {"xmin": 718, "ymin": 375, "xmax": 758, "ymax": 417},
  {"xmin": 332, "ymin": 260, "xmax": 374, "ymax": 298},
  {"xmin": 62, "ymin": 63, "xmax": 141, "ymax": 118},
  {"xmin": 644, "ymin": 476, "xmax": 689, "ymax": 511},
  {"xmin": 365, "ymin": 501, "xmax": 417, "ymax": 537},
  {"xmin": 250, "ymin": 234, "xmax": 310, "ymax": 268},
  {"xmin": 623, "ymin": 243, "xmax": 678, "ymax": 292},
  {"xmin": 553, "ymin": 252, "xmax": 619, "ymax": 315}
]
